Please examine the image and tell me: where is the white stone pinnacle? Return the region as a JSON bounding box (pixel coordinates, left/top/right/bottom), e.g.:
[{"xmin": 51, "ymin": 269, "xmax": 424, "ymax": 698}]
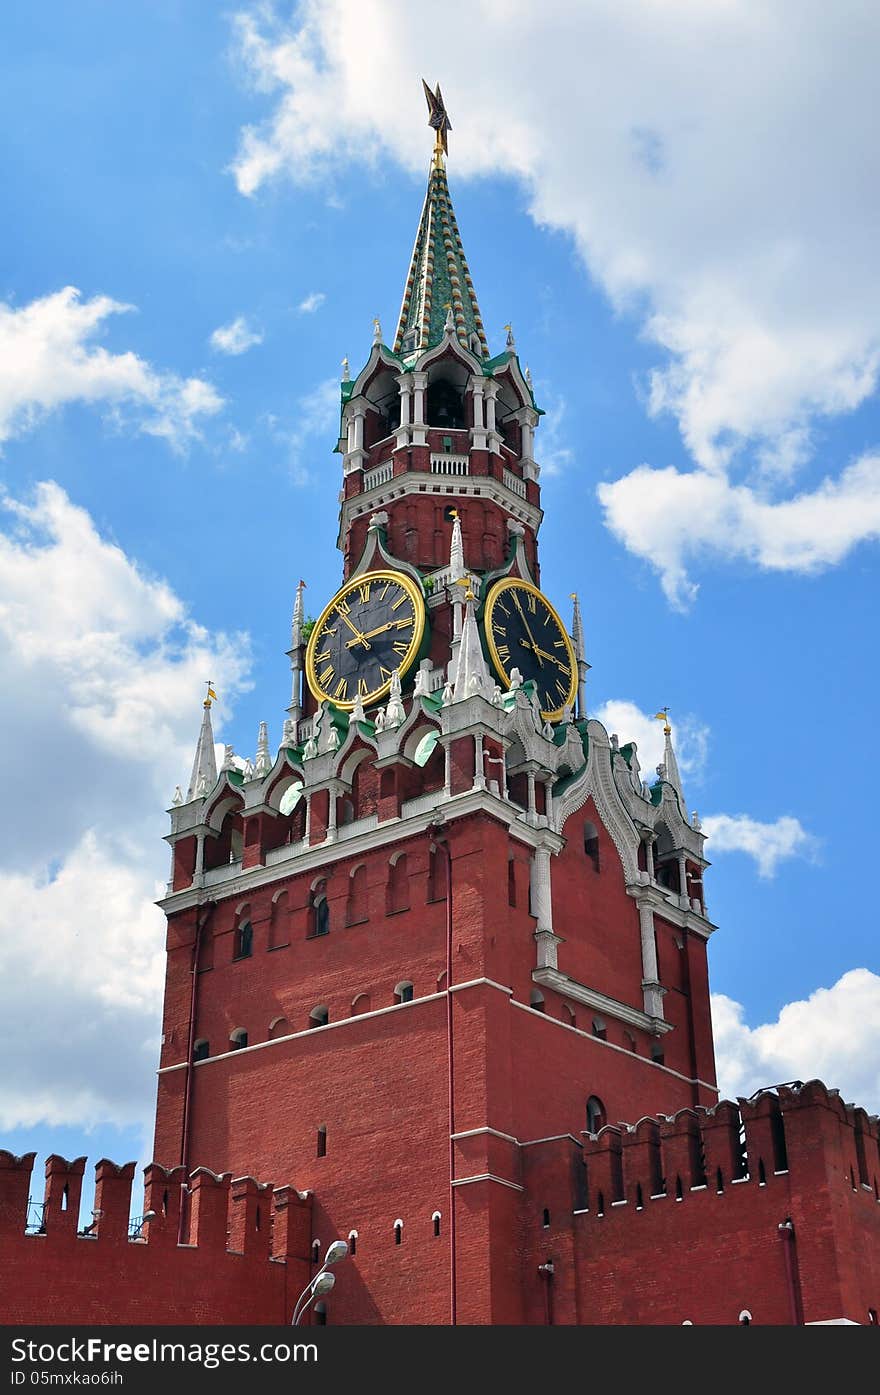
[
  {"xmin": 449, "ymin": 512, "xmax": 466, "ymax": 584},
  {"xmin": 186, "ymin": 700, "xmax": 218, "ymax": 802},
  {"xmin": 255, "ymin": 720, "xmax": 272, "ymax": 777},
  {"xmin": 453, "ymin": 594, "xmax": 492, "ymax": 702}
]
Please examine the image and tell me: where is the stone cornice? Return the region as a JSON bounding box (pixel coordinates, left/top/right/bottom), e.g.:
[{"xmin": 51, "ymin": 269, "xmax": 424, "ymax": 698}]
[
  {"xmin": 157, "ymin": 787, "xmax": 553, "ymax": 914},
  {"xmin": 626, "ymin": 882, "xmax": 717, "ymax": 939},
  {"xmin": 531, "ymin": 966, "xmax": 674, "ymax": 1036},
  {"xmin": 339, "ymin": 468, "xmax": 543, "ymax": 541}
]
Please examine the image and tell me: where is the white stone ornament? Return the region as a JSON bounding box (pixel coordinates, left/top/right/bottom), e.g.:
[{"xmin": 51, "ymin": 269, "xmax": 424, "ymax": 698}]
[
  {"xmin": 327, "ymin": 724, "xmax": 341, "ymax": 751},
  {"xmin": 441, "ymin": 679, "xmax": 454, "ymax": 706},
  {"xmin": 172, "ymin": 786, "xmax": 183, "ymax": 806},
  {"xmin": 386, "ymin": 670, "xmax": 406, "ymax": 727},
  {"xmin": 542, "ymin": 721, "xmax": 555, "ymax": 741},
  {"xmin": 414, "ymin": 666, "xmax": 431, "ymax": 697},
  {"xmin": 491, "ymin": 683, "xmax": 503, "ymax": 706},
  {"xmin": 509, "ymin": 667, "xmax": 523, "ymax": 691},
  {"xmin": 303, "ymin": 735, "xmax": 319, "ymax": 759},
  {"xmin": 196, "ymin": 773, "xmax": 209, "ymax": 797},
  {"xmin": 374, "ymin": 706, "xmax": 387, "ymax": 733},
  {"xmin": 255, "ymin": 720, "xmax": 272, "ymax": 776},
  {"xmin": 221, "ymin": 744, "xmax": 235, "ymax": 772},
  {"xmin": 242, "ymin": 757, "xmax": 255, "ymax": 780},
  {"xmin": 351, "ymin": 691, "xmax": 366, "ymax": 723},
  {"xmin": 373, "ymin": 316, "xmax": 382, "ymax": 344},
  {"xmin": 282, "ymin": 718, "xmax": 295, "ymax": 745},
  {"xmin": 341, "ymin": 356, "xmax": 350, "ymax": 381}
]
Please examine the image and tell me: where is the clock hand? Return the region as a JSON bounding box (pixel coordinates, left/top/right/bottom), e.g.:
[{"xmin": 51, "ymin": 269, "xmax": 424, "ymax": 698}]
[
  {"xmin": 512, "ymin": 593, "xmax": 544, "ymax": 667},
  {"xmin": 337, "ymin": 611, "xmax": 371, "ymax": 649},
  {"xmin": 519, "ymin": 638, "xmax": 571, "ymax": 672},
  {"xmin": 345, "ymin": 620, "xmax": 395, "ymax": 647}
]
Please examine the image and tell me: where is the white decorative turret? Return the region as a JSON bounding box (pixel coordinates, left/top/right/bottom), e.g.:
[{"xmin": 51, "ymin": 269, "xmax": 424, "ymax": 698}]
[
  {"xmin": 373, "ymin": 316, "xmax": 382, "ymax": 345},
  {"xmin": 453, "ymin": 585, "xmax": 492, "ymax": 701},
  {"xmin": 186, "ymin": 691, "xmax": 218, "ymax": 802},
  {"xmin": 220, "ymin": 744, "xmax": 236, "ymax": 773},
  {"xmin": 341, "ymin": 356, "xmax": 350, "ymax": 382},
  {"xmin": 255, "ymin": 720, "xmax": 272, "ymax": 777},
  {"xmin": 286, "ymin": 578, "xmax": 307, "ymax": 736},
  {"xmin": 570, "ymin": 593, "xmax": 589, "ymax": 719}
]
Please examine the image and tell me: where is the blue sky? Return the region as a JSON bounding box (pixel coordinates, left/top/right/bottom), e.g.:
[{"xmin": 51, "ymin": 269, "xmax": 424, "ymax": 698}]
[{"xmin": 2, "ymin": 2, "xmax": 879, "ymax": 1195}]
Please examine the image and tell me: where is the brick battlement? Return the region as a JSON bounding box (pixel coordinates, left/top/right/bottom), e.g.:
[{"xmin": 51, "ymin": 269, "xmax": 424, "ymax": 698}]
[
  {"xmin": 521, "ymin": 1079, "xmax": 880, "ymax": 1325},
  {"xmin": 0, "ymin": 1153, "xmax": 312, "ymax": 1325}
]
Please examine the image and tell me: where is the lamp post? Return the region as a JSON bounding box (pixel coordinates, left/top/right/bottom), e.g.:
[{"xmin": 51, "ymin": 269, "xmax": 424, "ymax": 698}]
[{"xmin": 291, "ymin": 1239, "xmax": 348, "ymax": 1325}]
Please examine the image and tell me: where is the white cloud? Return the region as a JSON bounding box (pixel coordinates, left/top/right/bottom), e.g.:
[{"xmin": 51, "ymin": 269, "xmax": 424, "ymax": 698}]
[
  {"xmin": 593, "ymin": 699, "xmax": 708, "ymax": 781},
  {"xmin": 712, "ymin": 970, "xmax": 880, "ymax": 1113},
  {"xmin": 229, "ymin": 1, "xmax": 880, "ymax": 595},
  {"xmin": 0, "ymin": 287, "xmax": 223, "ymax": 451},
  {"xmin": 0, "ymin": 483, "xmax": 254, "ymax": 1131},
  {"xmin": 297, "ymin": 291, "xmax": 325, "ymax": 314},
  {"xmin": 701, "ymin": 812, "xmax": 817, "ymax": 879},
  {"xmin": 210, "ymin": 314, "xmax": 264, "ymax": 355},
  {"xmin": 597, "ymin": 453, "xmax": 880, "ymax": 608}
]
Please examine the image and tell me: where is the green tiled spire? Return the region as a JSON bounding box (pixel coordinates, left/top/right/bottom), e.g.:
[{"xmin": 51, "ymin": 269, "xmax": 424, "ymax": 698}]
[{"xmin": 393, "ymin": 154, "xmax": 489, "ymax": 363}]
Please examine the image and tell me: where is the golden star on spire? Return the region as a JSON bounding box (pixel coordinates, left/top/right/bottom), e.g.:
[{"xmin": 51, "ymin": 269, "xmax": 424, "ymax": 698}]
[{"xmin": 422, "ymin": 79, "xmax": 451, "ymax": 161}]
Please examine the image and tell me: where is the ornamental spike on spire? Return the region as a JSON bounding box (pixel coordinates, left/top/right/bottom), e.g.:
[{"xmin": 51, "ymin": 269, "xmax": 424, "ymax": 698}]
[
  {"xmin": 393, "ymin": 82, "xmax": 489, "ymax": 362},
  {"xmin": 186, "ymin": 685, "xmax": 218, "ymax": 802}
]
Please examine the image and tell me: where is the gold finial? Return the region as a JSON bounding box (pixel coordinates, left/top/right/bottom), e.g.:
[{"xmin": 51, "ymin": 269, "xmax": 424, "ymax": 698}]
[
  {"xmin": 455, "ymin": 575, "xmax": 475, "ymax": 603},
  {"xmin": 422, "ymin": 79, "xmax": 451, "ymax": 164},
  {"xmin": 204, "ymin": 680, "xmax": 218, "ymax": 710},
  {"xmin": 654, "ymin": 707, "xmax": 671, "ymax": 736}
]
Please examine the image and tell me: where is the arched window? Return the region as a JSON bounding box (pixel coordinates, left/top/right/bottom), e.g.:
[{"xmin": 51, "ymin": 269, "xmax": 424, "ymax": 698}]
[
  {"xmin": 317, "ymin": 1126, "xmax": 327, "ymax": 1158},
  {"xmin": 394, "ymin": 981, "xmax": 414, "ymax": 1005},
  {"xmin": 193, "ymin": 1039, "xmax": 210, "ymax": 1062},
  {"xmin": 348, "ymin": 1229, "xmax": 358, "ymax": 1257},
  {"xmin": 432, "ymin": 1211, "xmax": 441, "ymax": 1238},
  {"xmin": 234, "ymin": 920, "xmax": 253, "ymax": 960},
  {"xmin": 230, "ymin": 1029, "xmax": 248, "ymax": 1051},
  {"xmin": 387, "ymin": 853, "xmax": 410, "ymax": 914},
  {"xmin": 507, "ymin": 857, "xmax": 517, "ymax": 907},
  {"xmin": 592, "ymin": 1016, "xmax": 607, "ymax": 1041},
  {"xmin": 562, "ymin": 1003, "xmax": 576, "ymax": 1027},
  {"xmin": 586, "ymin": 1096, "xmax": 606, "ymax": 1134},
  {"xmin": 738, "ymin": 1310, "xmax": 752, "ymax": 1326},
  {"xmin": 530, "ymin": 989, "xmax": 545, "ymax": 1013},
  {"xmin": 623, "ymin": 1031, "xmax": 637, "ymax": 1053},
  {"xmin": 309, "ymin": 883, "xmax": 330, "ymax": 937},
  {"xmin": 542, "ymin": 1208, "xmax": 551, "ymax": 1229},
  {"xmin": 351, "ymin": 992, "xmax": 371, "ymax": 1016},
  {"xmin": 427, "ymin": 845, "xmax": 447, "ymax": 902},
  {"xmin": 309, "ymin": 1005, "xmax": 329, "ymax": 1029},
  {"xmin": 268, "ymin": 1016, "xmax": 289, "ymax": 1039},
  {"xmin": 346, "ymin": 865, "xmax": 368, "ymax": 926},
  {"xmin": 394, "ymin": 1219, "xmax": 403, "ymax": 1246},
  {"xmin": 426, "ymin": 378, "xmax": 465, "ymax": 429},
  {"xmin": 583, "ymin": 821, "xmax": 600, "ymax": 872},
  {"xmin": 651, "ymin": 1040, "xmax": 665, "ymax": 1065},
  {"xmin": 311, "ymin": 1240, "xmax": 321, "ymax": 1264}
]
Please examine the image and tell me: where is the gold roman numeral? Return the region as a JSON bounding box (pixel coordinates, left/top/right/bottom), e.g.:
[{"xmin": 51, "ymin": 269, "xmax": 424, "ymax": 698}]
[
  {"xmin": 494, "ymin": 624, "xmax": 507, "ymax": 637},
  {"xmin": 379, "ymin": 666, "xmax": 393, "ymax": 681},
  {"xmin": 527, "ymin": 593, "xmax": 537, "ymax": 614},
  {"xmin": 497, "ymin": 644, "xmax": 510, "ymax": 661},
  {"xmin": 358, "ymin": 581, "xmax": 371, "ymax": 603},
  {"xmin": 314, "ymin": 649, "xmax": 331, "ymax": 664},
  {"xmin": 380, "ymin": 583, "xmax": 390, "ymax": 600},
  {"xmin": 318, "ymin": 665, "xmax": 334, "ymax": 686},
  {"xmin": 394, "ymin": 616, "xmax": 413, "ymax": 630},
  {"xmin": 358, "ymin": 677, "xmax": 369, "ymax": 696},
  {"xmin": 553, "ymin": 639, "xmax": 565, "ymax": 649},
  {"xmin": 391, "ymin": 593, "xmax": 407, "ymax": 611},
  {"xmin": 333, "ymin": 676, "xmax": 348, "ymax": 700},
  {"xmin": 555, "ymin": 678, "xmax": 568, "ymax": 697},
  {"xmin": 392, "ymin": 640, "xmax": 409, "ymax": 658},
  {"xmin": 335, "ymin": 598, "xmax": 351, "ymax": 616}
]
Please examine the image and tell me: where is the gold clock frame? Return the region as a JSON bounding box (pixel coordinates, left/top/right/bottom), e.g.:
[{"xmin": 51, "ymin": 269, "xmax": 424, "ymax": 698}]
[
  {"xmin": 483, "ymin": 577, "xmax": 577, "ymax": 721},
  {"xmin": 305, "ymin": 568, "xmax": 427, "ymax": 711}
]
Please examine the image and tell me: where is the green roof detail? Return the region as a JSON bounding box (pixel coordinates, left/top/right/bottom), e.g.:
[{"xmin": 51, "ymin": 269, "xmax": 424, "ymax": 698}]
[{"xmin": 393, "ymin": 156, "xmax": 489, "ymax": 362}]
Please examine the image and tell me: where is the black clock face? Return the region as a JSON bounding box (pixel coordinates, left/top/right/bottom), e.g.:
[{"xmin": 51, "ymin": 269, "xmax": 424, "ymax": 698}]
[
  {"xmin": 305, "ymin": 569, "xmax": 426, "ymax": 709},
  {"xmin": 484, "ymin": 578, "xmax": 577, "ymax": 720}
]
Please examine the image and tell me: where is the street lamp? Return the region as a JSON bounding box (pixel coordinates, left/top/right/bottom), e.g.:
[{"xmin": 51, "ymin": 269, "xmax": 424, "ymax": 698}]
[{"xmin": 291, "ymin": 1239, "xmax": 348, "ymax": 1325}]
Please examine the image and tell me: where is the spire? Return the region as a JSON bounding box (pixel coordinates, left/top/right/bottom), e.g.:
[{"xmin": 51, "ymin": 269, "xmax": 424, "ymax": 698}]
[
  {"xmin": 186, "ymin": 690, "xmax": 218, "ymax": 802},
  {"xmin": 453, "ymin": 584, "xmax": 492, "ymax": 701},
  {"xmin": 255, "ymin": 720, "xmax": 272, "ymax": 777},
  {"xmin": 570, "ymin": 592, "xmax": 589, "ymax": 718},
  {"xmin": 393, "ymin": 86, "xmax": 488, "ymax": 361},
  {"xmin": 449, "ymin": 509, "xmax": 466, "ymax": 583},
  {"xmin": 291, "ymin": 579, "xmax": 306, "ymax": 650},
  {"xmin": 654, "ymin": 709, "xmax": 685, "ymax": 807}
]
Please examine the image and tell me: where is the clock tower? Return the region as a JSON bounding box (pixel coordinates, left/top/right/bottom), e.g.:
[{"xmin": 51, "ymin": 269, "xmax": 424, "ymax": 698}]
[{"xmin": 154, "ymin": 88, "xmax": 718, "ymax": 1325}]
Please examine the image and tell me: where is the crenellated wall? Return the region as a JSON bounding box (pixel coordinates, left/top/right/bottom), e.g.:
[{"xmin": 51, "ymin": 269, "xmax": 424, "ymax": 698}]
[
  {"xmin": 521, "ymin": 1080, "xmax": 880, "ymax": 1325},
  {"xmin": 0, "ymin": 1153, "xmax": 311, "ymax": 1325}
]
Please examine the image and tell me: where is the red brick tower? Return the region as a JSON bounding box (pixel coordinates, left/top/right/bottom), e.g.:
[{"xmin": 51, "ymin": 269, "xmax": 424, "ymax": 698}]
[{"xmin": 153, "ymin": 92, "xmax": 719, "ymax": 1325}]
